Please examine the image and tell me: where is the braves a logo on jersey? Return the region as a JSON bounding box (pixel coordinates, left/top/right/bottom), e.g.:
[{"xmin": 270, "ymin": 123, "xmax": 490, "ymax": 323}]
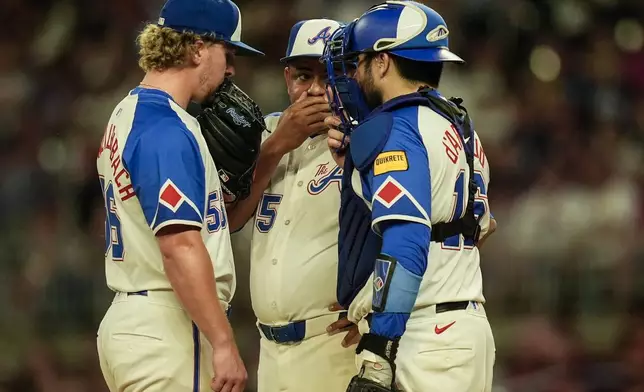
[
  {"xmin": 308, "ymin": 163, "xmax": 342, "ymax": 195},
  {"xmin": 307, "ymin": 26, "xmax": 333, "ymax": 45}
]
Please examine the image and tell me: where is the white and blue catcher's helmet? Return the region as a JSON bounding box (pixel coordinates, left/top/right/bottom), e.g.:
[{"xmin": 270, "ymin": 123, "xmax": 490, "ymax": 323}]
[
  {"xmin": 322, "ymin": 1, "xmax": 463, "ymax": 135},
  {"xmin": 345, "ymin": 1, "xmax": 463, "ymax": 62}
]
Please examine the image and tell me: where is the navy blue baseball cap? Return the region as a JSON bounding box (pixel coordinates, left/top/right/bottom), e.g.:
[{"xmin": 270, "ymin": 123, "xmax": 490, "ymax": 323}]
[{"xmin": 157, "ymin": 0, "xmax": 264, "ymax": 56}]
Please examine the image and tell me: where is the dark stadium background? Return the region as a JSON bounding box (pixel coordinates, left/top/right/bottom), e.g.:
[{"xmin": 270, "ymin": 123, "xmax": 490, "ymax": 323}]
[{"xmin": 0, "ymin": 0, "xmax": 643, "ymax": 390}]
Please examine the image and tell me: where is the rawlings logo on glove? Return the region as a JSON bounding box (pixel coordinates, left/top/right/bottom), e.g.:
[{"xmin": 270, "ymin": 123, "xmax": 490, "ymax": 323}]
[
  {"xmin": 194, "ymin": 78, "xmax": 267, "ymax": 202},
  {"xmin": 225, "ymin": 107, "xmax": 252, "ymax": 128}
]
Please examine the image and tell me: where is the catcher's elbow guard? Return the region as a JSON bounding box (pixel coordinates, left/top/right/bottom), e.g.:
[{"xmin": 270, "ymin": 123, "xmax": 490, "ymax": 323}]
[{"xmin": 372, "ymin": 254, "xmax": 422, "ymax": 314}]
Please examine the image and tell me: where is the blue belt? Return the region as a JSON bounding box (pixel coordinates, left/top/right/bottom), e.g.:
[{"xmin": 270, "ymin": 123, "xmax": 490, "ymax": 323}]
[
  {"xmin": 127, "ymin": 291, "xmax": 232, "ymax": 318},
  {"xmin": 259, "ymin": 312, "xmax": 347, "ymax": 344}
]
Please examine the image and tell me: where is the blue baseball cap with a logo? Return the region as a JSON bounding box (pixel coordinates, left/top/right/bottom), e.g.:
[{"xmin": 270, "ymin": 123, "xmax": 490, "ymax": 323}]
[
  {"xmin": 157, "ymin": 0, "xmax": 264, "ymax": 56},
  {"xmin": 281, "ymin": 19, "xmax": 343, "ymax": 63}
]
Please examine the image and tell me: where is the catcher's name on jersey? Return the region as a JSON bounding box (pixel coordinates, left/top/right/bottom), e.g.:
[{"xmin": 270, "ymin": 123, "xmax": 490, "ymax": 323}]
[
  {"xmin": 354, "ymin": 104, "xmax": 491, "ymax": 308},
  {"xmin": 96, "ymin": 87, "xmax": 235, "ymax": 300},
  {"xmin": 442, "ymin": 123, "xmax": 486, "ymax": 169},
  {"xmin": 248, "ymin": 113, "xmax": 343, "ymax": 325}
]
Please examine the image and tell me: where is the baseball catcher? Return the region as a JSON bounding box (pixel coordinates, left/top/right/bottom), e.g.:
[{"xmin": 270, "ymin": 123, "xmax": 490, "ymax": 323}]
[{"xmin": 322, "ymin": 1, "xmax": 497, "ymax": 391}]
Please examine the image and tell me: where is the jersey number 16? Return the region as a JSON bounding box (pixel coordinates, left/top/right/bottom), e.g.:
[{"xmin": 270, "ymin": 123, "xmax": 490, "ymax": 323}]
[{"xmin": 443, "ymin": 170, "xmax": 487, "ymax": 249}]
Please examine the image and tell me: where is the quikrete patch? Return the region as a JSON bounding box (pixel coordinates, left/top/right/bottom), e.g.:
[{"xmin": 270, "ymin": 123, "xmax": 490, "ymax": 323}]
[{"xmin": 374, "ymin": 151, "xmax": 409, "ymax": 175}]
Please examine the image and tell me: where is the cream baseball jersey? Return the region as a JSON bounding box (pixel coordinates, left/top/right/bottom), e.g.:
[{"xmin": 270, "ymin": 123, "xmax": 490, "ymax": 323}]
[
  {"xmin": 352, "ymin": 105, "xmax": 491, "ymax": 309},
  {"xmin": 249, "ymin": 113, "xmax": 343, "ymax": 324},
  {"xmin": 96, "ymin": 87, "xmax": 235, "ymax": 300}
]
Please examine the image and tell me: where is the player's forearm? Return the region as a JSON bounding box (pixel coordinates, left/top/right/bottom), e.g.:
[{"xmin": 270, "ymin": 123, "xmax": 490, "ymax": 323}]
[
  {"xmin": 370, "ymin": 221, "xmax": 430, "ymax": 339},
  {"xmin": 227, "ymin": 137, "xmax": 283, "ymax": 231},
  {"xmin": 158, "ymin": 228, "xmax": 234, "ymax": 346}
]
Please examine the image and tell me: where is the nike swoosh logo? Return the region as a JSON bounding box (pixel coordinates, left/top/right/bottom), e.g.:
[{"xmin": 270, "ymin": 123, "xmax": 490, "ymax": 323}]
[
  {"xmin": 434, "ymin": 321, "xmax": 456, "ymax": 335},
  {"xmin": 464, "ymin": 137, "xmax": 471, "ymax": 144}
]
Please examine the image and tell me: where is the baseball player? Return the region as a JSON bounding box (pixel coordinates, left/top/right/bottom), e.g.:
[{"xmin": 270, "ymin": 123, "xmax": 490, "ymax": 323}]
[
  {"xmin": 95, "ymin": 0, "xmax": 264, "ymax": 391},
  {"xmin": 225, "ymin": 19, "xmax": 360, "ymax": 392},
  {"xmin": 322, "ymin": 2, "xmax": 496, "ymax": 391}
]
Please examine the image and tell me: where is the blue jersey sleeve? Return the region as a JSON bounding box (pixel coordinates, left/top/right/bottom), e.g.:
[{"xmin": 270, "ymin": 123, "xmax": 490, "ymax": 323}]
[
  {"xmin": 369, "ymin": 117, "xmax": 432, "ymax": 233},
  {"xmin": 123, "ymin": 121, "xmax": 206, "ymax": 234},
  {"xmin": 365, "ymin": 116, "xmax": 433, "ymax": 340}
]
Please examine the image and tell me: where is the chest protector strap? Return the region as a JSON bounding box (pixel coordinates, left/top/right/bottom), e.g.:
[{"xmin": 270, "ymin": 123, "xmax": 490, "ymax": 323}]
[{"xmin": 416, "ymin": 89, "xmax": 481, "ymax": 244}]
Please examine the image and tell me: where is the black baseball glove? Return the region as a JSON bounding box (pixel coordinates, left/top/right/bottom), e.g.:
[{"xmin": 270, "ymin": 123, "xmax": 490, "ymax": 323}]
[
  {"xmin": 194, "ymin": 78, "xmax": 267, "ymax": 202},
  {"xmin": 346, "ymin": 375, "xmax": 397, "ymax": 392}
]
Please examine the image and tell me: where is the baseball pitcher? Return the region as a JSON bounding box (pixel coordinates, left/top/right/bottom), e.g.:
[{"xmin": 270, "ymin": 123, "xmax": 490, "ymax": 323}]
[
  {"xmin": 225, "ymin": 19, "xmax": 360, "ymax": 392},
  {"xmin": 95, "ymin": 0, "xmax": 264, "ymax": 391},
  {"xmin": 322, "ymin": 2, "xmax": 497, "ymax": 391}
]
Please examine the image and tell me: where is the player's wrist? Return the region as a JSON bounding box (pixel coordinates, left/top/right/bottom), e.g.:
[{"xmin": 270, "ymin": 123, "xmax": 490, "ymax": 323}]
[
  {"xmin": 207, "ymin": 328, "xmax": 235, "ymax": 348},
  {"xmin": 200, "ymin": 313, "xmax": 236, "ymax": 348},
  {"xmin": 262, "ymin": 134, "xmax": 288, "ymax": 157}
]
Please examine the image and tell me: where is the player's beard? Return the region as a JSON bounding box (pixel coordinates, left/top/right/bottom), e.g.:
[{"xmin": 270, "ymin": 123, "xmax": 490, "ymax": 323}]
[
  {"xmin": 196, "ymin": 56, "xmax": 222, "ymax": 103},
  {"xmin": 191, "ymin": 69, "xmax": 211, "ymax": 104},
  {"xmin": 359, "ymin": 67, "xmax": 383, "ymax": 111}
]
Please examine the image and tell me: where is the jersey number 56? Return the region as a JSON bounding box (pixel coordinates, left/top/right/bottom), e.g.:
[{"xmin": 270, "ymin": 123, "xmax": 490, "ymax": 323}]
[{"xmin": 100, "ymin": 177, "xmax": 125, "ymax": 261}]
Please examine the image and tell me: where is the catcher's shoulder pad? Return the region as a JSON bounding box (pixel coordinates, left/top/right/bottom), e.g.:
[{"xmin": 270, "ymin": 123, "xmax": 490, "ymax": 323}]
[
  {"xmin": 349, "ymin": 112, "xmax": 394, "ymax": 172},
  {"xmin": 419, "ymin": 89, "xmax": 474, "ymax": 144}
]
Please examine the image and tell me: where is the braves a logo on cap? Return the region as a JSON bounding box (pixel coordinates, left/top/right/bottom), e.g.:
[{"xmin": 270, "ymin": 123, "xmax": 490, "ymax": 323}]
[
  {"xmin": 426, "ymin": 25, "xmax": 449, "ymax": 42},
  {"xmin": 307, "ymin": 26, "xmax": 333, "ymax": 45}
]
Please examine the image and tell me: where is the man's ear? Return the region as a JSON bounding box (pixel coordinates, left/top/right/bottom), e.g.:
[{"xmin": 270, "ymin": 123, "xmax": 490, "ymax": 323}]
[
  {"xmin": 191, "ymin": 40, "xmax": 208, "ymax": 66},
  {"xmin": 376, "ymin": 52, "xmax": 391, "ymax": 78},
  {"xmin": 283, "ymin": 66, "xmax": 291, "ymax": 90}
]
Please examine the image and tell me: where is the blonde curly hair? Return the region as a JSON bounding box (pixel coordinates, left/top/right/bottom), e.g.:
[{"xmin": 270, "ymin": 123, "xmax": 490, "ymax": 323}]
[{"xmin": 136, "ymin": 24, "xmax": 215, "ymax": 72}]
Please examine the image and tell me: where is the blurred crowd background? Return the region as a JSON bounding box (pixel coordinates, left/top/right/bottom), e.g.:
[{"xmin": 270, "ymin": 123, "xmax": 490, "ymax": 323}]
[{"xmin": 1, "ymin": 0, "xmax": 643, "ymax": 390}]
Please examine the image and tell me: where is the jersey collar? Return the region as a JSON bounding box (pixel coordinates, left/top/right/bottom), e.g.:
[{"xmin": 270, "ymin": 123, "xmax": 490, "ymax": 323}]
[{"xmin": 129, "ymin": 86, "xmax": 175, "ymax": 102}]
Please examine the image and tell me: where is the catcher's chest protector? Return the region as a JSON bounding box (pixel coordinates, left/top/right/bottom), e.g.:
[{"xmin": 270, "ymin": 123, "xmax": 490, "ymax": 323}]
[
  {"xmin": 337, "ymin": 149, "xmax": 382, "ymax": 308},
  {"xmin": 336, "ymin": 89, "xmax": 478, "ymax": 309}
]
